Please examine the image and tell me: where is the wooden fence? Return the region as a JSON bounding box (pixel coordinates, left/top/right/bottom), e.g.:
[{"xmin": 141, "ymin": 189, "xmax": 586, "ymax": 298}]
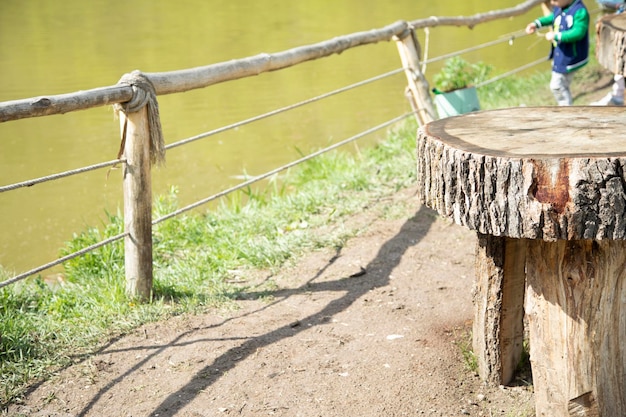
[{"xmin": 0, "ymin": 0, "xmax": 545, "ymax": 300}]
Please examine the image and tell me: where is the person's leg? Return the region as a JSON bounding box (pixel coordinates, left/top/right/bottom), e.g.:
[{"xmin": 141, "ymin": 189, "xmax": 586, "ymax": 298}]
[
  {"xmin": 612, "ymin": 74, "xmax": 625, "ymax": 101},
  {"xmin": 550, "ymin": 71, "xmax": 573, "ymax": 106},
  {"xmin": 591, "ymin": 74, "xmax": 624, "ymax": 105}
]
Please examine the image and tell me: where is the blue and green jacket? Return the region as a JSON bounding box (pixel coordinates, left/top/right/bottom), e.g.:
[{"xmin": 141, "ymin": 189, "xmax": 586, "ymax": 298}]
[{"xmin": 534, "ymin": 0, "xmax": 590, "ymax": 73}]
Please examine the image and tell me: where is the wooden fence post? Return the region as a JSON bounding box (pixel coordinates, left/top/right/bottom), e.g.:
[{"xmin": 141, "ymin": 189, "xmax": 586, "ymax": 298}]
[
  {"xmin": 119, "ymin": 107, "xmax": 153, "ymax": 300},
  {"xmin": 394, "ymin": 27, "xmax": 437, "ymax": 125},
  {"xmin": 473, "ymin": 235, "xmax": 526, "ymax": 385}
]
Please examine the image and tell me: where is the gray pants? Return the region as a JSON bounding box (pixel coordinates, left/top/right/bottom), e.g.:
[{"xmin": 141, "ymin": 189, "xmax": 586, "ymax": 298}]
[{"xmin": 550, "ymin": 71, "xmax": 575, "ymax": 106}]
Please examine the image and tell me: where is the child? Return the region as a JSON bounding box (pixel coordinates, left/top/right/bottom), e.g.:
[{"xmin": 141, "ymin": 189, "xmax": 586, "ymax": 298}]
[{"xmin": 526, "ymin": 0, "xmax": 590, "ymax": 105}]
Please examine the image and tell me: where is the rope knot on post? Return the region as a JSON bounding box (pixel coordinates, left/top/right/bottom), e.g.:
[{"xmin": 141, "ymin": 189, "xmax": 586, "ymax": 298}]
[{"xmin": 114, "ymin": 70, "xmax": 166, "ymax": 166}]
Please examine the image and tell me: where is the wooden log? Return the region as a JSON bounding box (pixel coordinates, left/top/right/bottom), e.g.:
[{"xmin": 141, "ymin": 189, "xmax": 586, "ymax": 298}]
[
  {"xmin": 473, "ymin": 234, "xmax": 526, "ymax": 385},
  {"xmin": 525, "ymin": 239, "xmax": 626, "ymax": 417},
  {"xmin": 0, "ymin": 22, "xmax": 408, "ymax": 123},
  {"xmin": 0, "ymin": 85, "xmax": 133, "ymax": 123},
  {"xmin": 595, "ymin": 12, "xmax": 626, "ymax": 76},
  {"xmin": 120, "ymin": 107, "xmax": 153, "ymax": 300},
  {"xmin": 417, "ymin": 107, "xmax": 626, "ymax": 241},
  {"xmin": 409, "ymin": 0, "xmax": 544, "ymax": 29},
  {"xmin": 394, "ymin": 29, "xmax": 437, "ymax": 125}
]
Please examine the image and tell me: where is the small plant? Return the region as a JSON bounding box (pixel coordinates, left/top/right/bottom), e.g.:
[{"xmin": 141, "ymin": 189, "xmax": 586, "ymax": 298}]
[
  {"xmin": 432, "ymin": 57, "xmax": 493, "ymax": 93},
  {"xmin": 456, "ymin": 330, "xmax": 479, "ymax": 374}
]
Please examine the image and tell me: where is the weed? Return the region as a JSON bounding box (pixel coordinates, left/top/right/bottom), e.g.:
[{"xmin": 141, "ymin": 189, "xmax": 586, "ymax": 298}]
[{"xmin": 455, "ymin": 329, "xmax": 479, "ymax": 375}]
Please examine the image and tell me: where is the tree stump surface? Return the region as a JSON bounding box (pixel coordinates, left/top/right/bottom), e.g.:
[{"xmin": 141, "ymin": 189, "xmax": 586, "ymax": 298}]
[
  {"xmin": 417, "ymin": 106, "xmax": 626, "ymax": 241},
  {"xmin": 596, "ymin": 12, "xmax": 626, "ymax": 75},
  {"xmin": 416, "ymin": 107, "xmax": 626, "ymax": 417}
]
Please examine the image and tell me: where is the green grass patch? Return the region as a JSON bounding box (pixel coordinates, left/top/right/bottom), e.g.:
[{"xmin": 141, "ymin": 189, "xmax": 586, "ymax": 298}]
[{"xmin": 479, "ymin": 69, "xmax": 553, "ymax": 109}]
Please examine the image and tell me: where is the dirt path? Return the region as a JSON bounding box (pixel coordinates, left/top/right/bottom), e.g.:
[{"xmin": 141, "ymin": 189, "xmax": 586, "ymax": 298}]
[{"xmin": 6, "ymin": 186, "xmax": 535, "ymax": 417}]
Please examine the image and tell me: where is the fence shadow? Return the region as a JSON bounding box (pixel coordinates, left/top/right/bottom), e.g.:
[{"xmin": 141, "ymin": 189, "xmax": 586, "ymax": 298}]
[{"xmin": 73, "ymin": 205, "xmax": 436, "ymax": 416}]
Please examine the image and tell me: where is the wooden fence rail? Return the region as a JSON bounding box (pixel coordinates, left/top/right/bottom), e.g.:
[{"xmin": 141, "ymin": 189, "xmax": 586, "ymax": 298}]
[
  {"xmin": 0, "ymin": 0, "xmax": 542, "ymax": 124},
  {"xmin": 0, "ymin": 0, "xmax": 544, "ymax": 300}
]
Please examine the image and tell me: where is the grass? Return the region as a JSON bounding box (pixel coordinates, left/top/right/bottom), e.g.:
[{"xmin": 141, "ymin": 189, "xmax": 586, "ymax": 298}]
[
  {"xmin": 455, "ymin": 329, "xmax": 479, "ymax": 375},
  {"xmin": 0, "ymin": 54, "xmax": 610, "ymax": 408}
]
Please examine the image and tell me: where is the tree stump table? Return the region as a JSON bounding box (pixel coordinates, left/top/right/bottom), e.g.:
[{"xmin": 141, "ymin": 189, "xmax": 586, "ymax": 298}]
[
  {"xmin": 416, "ymin": 107, "xmax": 626, "ymax": 417},
  {"xmin": 596, "ymin": 11, "xmax": 626, "ymax": 77}
]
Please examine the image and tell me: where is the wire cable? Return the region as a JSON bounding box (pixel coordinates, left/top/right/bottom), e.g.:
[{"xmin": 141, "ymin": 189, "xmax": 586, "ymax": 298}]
[
  {"xmin": 153, "ymin": 112, "xmax": 414, "ymax": 225},
  {"xmin": 0, "ymin": 29, "xmax": 556, "ymax": 287},
  {"xmin": 474, "ymin": 57, "xmax": 549, "ymax": 88},
  {"xmin": 423, "ymin": 30, "xmax": 532, "ymax": 65},
  {"xmin": 0, "ymin": 232, "xmax": 127, "ymax": 289},
  {"xmin": 0, "ymin": 159, "xmax": 124, "ymax": 193},
  {"xmin": 1, "ymin": 112, "xmax": 414, "ymax": 287},
  {"xmin": 165, "ymin": 68, "xmax": 406, "ymax": 151}
]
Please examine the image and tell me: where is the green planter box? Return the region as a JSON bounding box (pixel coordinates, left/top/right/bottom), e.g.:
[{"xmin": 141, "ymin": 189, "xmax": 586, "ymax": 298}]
[{"xmin": 433, "ymin": 86, "xmax": 480, "ymax": 118}]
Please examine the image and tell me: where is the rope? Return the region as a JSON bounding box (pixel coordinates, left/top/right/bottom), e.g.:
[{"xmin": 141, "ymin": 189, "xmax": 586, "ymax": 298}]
[
  {"xmin": 165, "ymin": 67, "xmax": 406, "ymax": 151},
  {"xmin": 153, "ymin": 112, "xmax": 414, "ymax": 225},
  {"xmin": 0, "ymin": 232, "xmax": 127, "ymax": 289},
  {"xmin": 421, "ymin": 27, "xmax": 430, "ymax": 74},
  {"xmin": 114, "ymin": 70, "xmax": 166, "ymax": 166},
  {"xmin": 0, "ymin": 158, "xmax": 124, "ymax": 193}
]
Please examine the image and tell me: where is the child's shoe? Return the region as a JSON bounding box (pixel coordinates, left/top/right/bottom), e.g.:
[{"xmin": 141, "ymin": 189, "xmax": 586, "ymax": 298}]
[{"xmin": 590, "ymin": 93, "xmax": 624, "ymax": 106}]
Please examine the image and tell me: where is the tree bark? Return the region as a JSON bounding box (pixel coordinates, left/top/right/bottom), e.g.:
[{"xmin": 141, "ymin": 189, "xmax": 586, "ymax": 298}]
[
  {"xmin": 473, "ymin": 235, "xmax": 526, "ymax": 385},
  {"xmin": 525, "ymin": 239, "xmax": 626, "ymax": 417},
  {"xmin": 121, "ymin": 107, "xmax": 153, "ymax": 301}
]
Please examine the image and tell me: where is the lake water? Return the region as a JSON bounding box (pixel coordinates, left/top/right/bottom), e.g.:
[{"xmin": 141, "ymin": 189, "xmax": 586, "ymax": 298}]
[{"xmin": 0, "ymin": 1, "xmax": 596, "ymax": 274}]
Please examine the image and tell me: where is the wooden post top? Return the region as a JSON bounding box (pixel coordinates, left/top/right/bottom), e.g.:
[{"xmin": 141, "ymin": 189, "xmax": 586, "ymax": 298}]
[
  {"xmin": 596, "ymin": 12, "xmax": 626, "ymax": 75},
  {"xmin": 417, "ymin": 107, "xmax": 626, "ymax": 241}
]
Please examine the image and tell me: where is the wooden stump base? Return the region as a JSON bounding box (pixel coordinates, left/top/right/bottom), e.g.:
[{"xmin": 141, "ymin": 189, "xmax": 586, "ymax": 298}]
[
  {"xmin": 417, "ymin": 107, "xmax": 626, "ymax": 416},
  {"xmin": 472, "ymin": 234, "xmax": 526, "ymax": 385},
  {"xmin": 525, "ymin": 239, "xmax": 626, "ymax": 417},
  {"xmin": 473, "ymin": 237, "xmax": 626, "ymax": 416}
]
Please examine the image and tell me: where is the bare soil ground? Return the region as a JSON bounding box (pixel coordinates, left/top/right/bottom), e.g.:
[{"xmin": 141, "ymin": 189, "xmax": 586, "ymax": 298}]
[{"xmin": 6, "ymin": 185, "xmax": 536, "ymax": 417}]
